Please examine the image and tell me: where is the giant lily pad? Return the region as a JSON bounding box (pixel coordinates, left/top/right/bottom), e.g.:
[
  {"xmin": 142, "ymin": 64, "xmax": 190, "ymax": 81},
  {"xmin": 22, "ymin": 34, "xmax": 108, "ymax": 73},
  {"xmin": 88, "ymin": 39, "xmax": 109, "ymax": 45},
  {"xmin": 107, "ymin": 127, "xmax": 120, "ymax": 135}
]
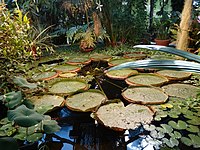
[
  {"xmin": 32, "ymin": 71, "xmax": 58, "ymax": 81},
  {"xmin": 53, "ymin": 64, "xmax": 81, "ymax": 73},
  {"xmin": 65, "ymin": 90, "xmax": 107, "ymax": 112},
  {"xmin": 29, "ymin": 95, "xmax": 65, "ymax": 113},
  {"xmin": 90, "ymin": 53, "xmax": 112, "ymax": 61},
  {"xmin": 168, "ymin": 120, "xmax": 187, "ymax": 130},
  {"xmin": 94, "ymin": 100, "xmax": 154, "ymax": 130},
  {"xmin": 156, "ymin": 70, "xmax": 192, "ymax": 80},
  {"xmin": 7, "ymin": 105, "xmax": 44, "ymax": 127},
  {"xmin": 123, "ymin": 53, "xmax": 147, "ymax": 59},
  {"xmin": 105, "ymin": 69, "xmax": 138, "ymax": 80},
  {"xmin": 66, "ymin": 56, "xmax": 91, "ymax": 65},
  {"xmin": 162, "ymin": 83, "xmax": 200, "ymax": 99},
  {"xmin": 125, "ymin": 73, "xmax": 168, "ymax": 86},
  {"xmin": 108, "ymin": 58, "xmax": 133, "ymax": 67},
  {"xmin": 122, "ymin": 86, "xmax": 168, "ymax": 104},
  {"xmin": 49, "ymin": 79, "xmax": 89, "ymax": 95}
]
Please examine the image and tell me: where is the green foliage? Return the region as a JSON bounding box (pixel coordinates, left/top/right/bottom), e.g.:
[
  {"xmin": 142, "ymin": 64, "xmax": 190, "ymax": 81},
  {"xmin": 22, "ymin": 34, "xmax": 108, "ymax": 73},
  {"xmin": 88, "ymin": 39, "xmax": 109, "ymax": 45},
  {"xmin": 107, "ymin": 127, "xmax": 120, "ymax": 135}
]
[
  {"xmin": 13, "ymin": 76, "xmax": 37, "ymax": 89},
  {"xmin": 66, "ymin": 25, "xmax": 110, "ymax": 49},
  {"xmin": 7, "ymin": 104, "xmax": 44, "ymax": 127},
  {"xmin": 0, "ymin": 3, "xmax": 32, "ymax": 60},
  {"xmin": 101, "ymin": 0, "xmax": 148, "ymax": 44}
]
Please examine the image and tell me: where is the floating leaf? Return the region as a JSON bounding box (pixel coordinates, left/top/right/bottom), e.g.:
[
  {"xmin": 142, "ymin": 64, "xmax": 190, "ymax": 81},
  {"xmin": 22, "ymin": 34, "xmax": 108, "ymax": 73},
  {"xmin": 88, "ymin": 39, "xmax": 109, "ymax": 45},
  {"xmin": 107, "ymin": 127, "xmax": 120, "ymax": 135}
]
[
  {"xmin": 156, "ymin": 70, "xmax": 192, "ymax": 81},
  {"xmin": 181, "ymin": 137, "xmax": 193, "ymax": 147},
  {"xmin": 186, "ymin": 125, "xmax": 200, "ymax": 133},
  {"xmin": 160, "ymin": 103, "xmax": 173, "ymax": 109},
  {"xmin": 7, "ymin": 105, "xmax": 44, "ymax": 127},
  {"xmin": 29, "ymin": 95, "xmax": 64, "ymax": 113},
  {"xmin": 66, "ymin": 56, "xmax": 91, "ymax": 65},
  {"xmin": 43, "ymin": 120, "xmax": 61, "ymax": 134},
  {"xmin": 27, "ymin": 133, "xmax": 43, "ymax": 143},
  {"xmin": 169, "ymin": 131, "xmax": 182, "ymax": 139},
  {"xmin": 168, "ymin": 120, "xmax": 187, "ymax": 130},
  {"xmin": 49, "ymin": 79, "xmax": 89, "ymax": 95},
  {"xmin": 4, "ymin": 91, "xmax": 23, "ymax": 109},
  {"xmin": 125, "ymin": 73, "xmax": 168, "ymax": 86},
  {"xmin": 105, "ymin": 69, "xmax": 138, "ymax": 80},
  {"xmin": 187, "ymin": 116, "xmax": 200, "ymax": 125},
  {"xmin": 32, "ymin": 71, "xmax": 58, "ymax": 81},
  {"xmin": 95, "ymin": 101, "xmax": 154, "ymax": 130},
  {"xmin": 13, "ymin": 76, "xmax": 37, "ymax": 89},
  {"xmin": 150, "ymin": 130, "xmax": 165, "ymax": 139},
  {"xmin": 66, "ymin": 90, "xmax": 107, "ymax": 112},
  {"xmin": 160, "ymin": 124, "xmax": 173, "ymax": 134},
  {"xmin": 53, "ymin": 64, "xmax": 81, "ymax": 73},
  {"xmin": 162, "ymin": 83, "xmax": 199, "ymax": 99},
  {"xmin": 143, "ymin": 124, "xmax": 156, "ymax": 131},
  {"xmin": 122, "ymin": 86, "xmax": 168, "ymax": 104},
  {"xmin": 188, "ymin": 134, "xmax": 200, "ymax": 148}
]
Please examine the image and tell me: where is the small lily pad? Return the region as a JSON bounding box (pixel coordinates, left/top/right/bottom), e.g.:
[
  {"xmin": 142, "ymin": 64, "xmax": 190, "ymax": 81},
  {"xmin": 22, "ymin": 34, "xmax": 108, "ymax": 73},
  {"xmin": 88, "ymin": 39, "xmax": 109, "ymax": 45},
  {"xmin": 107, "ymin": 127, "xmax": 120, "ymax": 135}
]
[
  {"xmin": 181, "ymin": 137, "xmax": 193, "ymax": 147},
  {"xmin": 143, "ymin": 124, "xmax": 156, "ymax": 131},
  {"xmin": 43, "ymin": 119, "xmax": 61, "ymax": 134},
  {"xmin": 168, "ymin": 120, "xmax": 187, "ymax": 130},
  {"xmin": 160, "ymin": 124, "xmax": 173, "ymax": 134},
  {"xmin": 186, "ymin": 125, "xmax": 200, "ymax": 133}
]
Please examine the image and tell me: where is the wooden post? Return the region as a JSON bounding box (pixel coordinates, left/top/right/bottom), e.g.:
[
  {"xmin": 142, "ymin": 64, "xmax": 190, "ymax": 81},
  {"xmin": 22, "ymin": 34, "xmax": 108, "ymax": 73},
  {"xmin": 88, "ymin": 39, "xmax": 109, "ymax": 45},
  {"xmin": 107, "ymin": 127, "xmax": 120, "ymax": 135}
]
[{"xmin": 176, "ymin": 0, "xmax": 193, "ymax": 51}]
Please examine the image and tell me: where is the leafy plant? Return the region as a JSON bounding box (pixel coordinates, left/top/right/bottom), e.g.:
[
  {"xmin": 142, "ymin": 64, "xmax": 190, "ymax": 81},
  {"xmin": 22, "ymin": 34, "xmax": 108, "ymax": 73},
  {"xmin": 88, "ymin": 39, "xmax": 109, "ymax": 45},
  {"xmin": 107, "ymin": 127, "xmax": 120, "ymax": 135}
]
[{"xmin": 0, "ymin": 76, "xmax": 61, "ymax": 145}]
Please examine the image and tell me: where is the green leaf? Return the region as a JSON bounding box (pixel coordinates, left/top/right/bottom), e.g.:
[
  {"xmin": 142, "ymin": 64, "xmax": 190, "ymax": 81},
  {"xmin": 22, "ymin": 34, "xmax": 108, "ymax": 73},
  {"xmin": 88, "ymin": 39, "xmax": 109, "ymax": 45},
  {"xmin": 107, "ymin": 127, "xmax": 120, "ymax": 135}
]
[
  {"xmin": 27, "ymin": 133, "xmax": 43, "ymax": 143},
  {"xmin": 0, "ymin": 137, "xmax": 19, "ymax": 150},
  {"xmin": 7, "ymin": 105, "xmax": 44, "ymax": 127},
  {"xmin": 143, "ymin": 124, "xmax": 156, "ymax": 131},
  {"xmin": 4, "ymin": 91, "xmax": 23, "ymax": 109},
  {"xmin": 187, "ymin": 116, "xmax": 200, "ymax": 125},
  {"xmin": 168, "ymin": 120, "xmax": 187, "ymax": 130},
  {"xmin": 181, "ymin": 137, "xmax": 192, "ymax": 147},
  {"xmin": 169, "ymin": 131, "xmax": 182, "ymax": 139},
  {"xmin": 186, "ymin": 125, "xmax": 200, "ymax": 133},
  {"xmin": 188, "ymin": 134, "xmax": 200, "ymax": 148},
  {"xmin": 160, "ymin": 124, "xmax": 173, "ymax": 134},
  {"xmin": 150, "ymin": 130, "xmax": 165, "ymax": 139},
  {"xmin": 13, "ymin": 76, "xmax": 37, "ymax": 89},
  {"xmin": 43, "ymin": 120, "xmax": 61, "ymax": 134},
  {"xmin": 162, "ymin": 137, "xmax": 179, "ymax": 148}
]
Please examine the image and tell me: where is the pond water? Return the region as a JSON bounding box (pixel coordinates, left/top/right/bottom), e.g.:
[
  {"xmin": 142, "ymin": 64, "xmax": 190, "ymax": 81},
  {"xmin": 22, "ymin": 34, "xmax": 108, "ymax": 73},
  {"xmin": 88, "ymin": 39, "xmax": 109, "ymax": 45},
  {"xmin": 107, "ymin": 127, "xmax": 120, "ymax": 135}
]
[{"xmin": 36, "ymin": 59, "xmax": 199, "ymax": 150}]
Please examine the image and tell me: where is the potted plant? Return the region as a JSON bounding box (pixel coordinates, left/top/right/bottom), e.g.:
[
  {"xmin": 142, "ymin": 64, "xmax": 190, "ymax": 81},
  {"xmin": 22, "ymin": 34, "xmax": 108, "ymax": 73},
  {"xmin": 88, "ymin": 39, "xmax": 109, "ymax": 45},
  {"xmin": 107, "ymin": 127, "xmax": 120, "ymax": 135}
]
[
  {"xmin": 66, "ymin": 25, "xmax": 110, "ymax": 52},
  {"xmin": 154, "ymin": 19, "xmax": 171, "ymax": 46}
]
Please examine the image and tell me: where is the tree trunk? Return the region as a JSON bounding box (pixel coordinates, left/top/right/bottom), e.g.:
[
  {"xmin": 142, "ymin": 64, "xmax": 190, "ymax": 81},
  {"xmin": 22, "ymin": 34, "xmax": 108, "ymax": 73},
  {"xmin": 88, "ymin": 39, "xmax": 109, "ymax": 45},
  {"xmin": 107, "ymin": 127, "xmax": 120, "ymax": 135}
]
[{"xmin": 176, "ymin": 0, "xmax": 193, "ymax": 51}]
